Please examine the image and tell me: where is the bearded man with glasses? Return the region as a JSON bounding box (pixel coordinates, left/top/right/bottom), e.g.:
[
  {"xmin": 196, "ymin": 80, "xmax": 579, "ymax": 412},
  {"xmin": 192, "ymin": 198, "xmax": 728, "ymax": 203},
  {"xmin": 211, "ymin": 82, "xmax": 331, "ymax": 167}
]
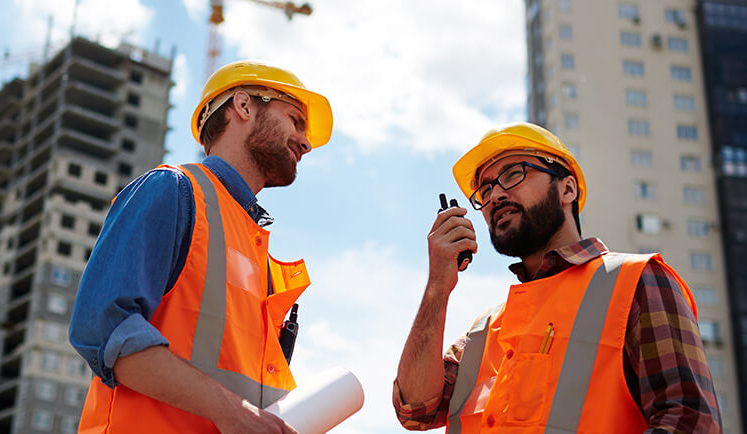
[{"xmin": 393, "ymin": 122, "xmax": 721, "ymax": 433}]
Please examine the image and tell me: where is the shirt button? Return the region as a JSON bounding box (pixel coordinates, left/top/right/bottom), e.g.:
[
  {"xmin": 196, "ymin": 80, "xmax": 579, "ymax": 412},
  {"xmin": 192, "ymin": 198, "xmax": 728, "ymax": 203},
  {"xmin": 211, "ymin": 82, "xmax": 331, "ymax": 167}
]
[
  {"xmin": 255, "ymin": 236, "xmax": 263, "ymax": 246},
  {"xmin": 486, "ymin": 414, "xmax": 495, "ymax": 427},
  {"xmin": 267, "ymin": 364, "xmax": 275, "ymax": 373},
  {"xmin": 506, "ymin": 349, "xmax": 514, "ymax": 359}
]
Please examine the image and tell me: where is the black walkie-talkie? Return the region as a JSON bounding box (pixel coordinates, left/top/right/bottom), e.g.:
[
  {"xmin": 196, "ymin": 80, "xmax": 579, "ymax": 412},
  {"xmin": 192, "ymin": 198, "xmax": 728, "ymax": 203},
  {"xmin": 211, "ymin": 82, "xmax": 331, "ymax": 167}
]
[
  {"xmin": 439, "ymin": 193, "xmax": 473, "ymax": 272},
  {"xmin": 279, "ymin": 304, "xmax": 299, "ymax": 365}
]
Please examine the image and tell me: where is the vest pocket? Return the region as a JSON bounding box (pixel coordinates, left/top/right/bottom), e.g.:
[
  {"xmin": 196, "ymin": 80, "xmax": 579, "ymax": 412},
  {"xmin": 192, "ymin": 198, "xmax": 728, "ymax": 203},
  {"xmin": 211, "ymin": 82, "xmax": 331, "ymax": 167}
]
[{"xmin": 506, "ymin": 353, "xmax": 551, "ymax": 424}]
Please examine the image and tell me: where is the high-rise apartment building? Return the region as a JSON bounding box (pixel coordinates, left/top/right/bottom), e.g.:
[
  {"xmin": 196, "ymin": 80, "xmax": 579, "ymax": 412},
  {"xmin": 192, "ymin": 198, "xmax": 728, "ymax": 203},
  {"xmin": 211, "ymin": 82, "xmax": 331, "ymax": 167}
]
[
  {"xmin": 697, "ymin": 0, "xmax": 747, "ymax": 426},
  {"xmin": 0, "ymin": 37, "xmax": 172, "ymax": 433},
  {"xmin": 525, "ymin": 0, "xmax": 742, "ymax": 432}
]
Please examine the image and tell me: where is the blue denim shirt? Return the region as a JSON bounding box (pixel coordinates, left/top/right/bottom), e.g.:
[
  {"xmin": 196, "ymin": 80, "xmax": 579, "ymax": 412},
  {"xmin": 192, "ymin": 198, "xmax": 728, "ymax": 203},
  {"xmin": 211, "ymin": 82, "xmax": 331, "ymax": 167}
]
[{"xmin": 69, "ymin": 156, "xmax": 272, "ymax": 388}]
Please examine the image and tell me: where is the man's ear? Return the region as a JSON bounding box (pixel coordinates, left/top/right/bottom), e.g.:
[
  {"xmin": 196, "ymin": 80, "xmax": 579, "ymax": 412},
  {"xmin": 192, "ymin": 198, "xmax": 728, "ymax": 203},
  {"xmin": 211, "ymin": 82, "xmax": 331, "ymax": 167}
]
[
  {"xmin": 559, "ymin": 176, "xmax": 578, "ymax": 206},
  {"xmin": 231, "ymin": 91, "xmax": 252, "ymax": 121}
]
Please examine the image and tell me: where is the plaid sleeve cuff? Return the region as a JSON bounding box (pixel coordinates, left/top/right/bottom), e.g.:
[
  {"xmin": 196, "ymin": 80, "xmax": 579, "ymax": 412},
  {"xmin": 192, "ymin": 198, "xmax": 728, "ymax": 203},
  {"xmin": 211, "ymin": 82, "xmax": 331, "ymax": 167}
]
[{"xmin": 392, "ymin": 336, "xmax": 465, "ymax": 430}]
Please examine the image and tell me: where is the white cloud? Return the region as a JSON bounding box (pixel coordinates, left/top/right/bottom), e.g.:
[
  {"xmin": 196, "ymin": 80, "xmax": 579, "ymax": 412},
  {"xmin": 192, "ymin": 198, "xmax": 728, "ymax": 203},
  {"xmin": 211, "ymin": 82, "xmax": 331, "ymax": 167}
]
[
  {"xmin": 171, "ymin": 53, "xmax": 190, "ymax": 101},
  {"xmin": 291, "ymin": 242, "xmax": 513, "ymax": 433},
  {"xmin": 9, "ymin": 0, "xmax": 154, "ymax": 55},
  {"xmin": 181, "ymin": 0, "xmax": 207, "ymax": 22},
  {"xmin": 217, "ymin": 0, "xmax": 526, "ymax": 155}
]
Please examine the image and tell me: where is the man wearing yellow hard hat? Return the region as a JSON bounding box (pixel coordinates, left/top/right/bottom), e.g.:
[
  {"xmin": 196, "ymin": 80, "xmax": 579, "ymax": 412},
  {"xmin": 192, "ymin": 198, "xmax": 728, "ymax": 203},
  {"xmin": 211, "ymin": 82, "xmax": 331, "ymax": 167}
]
[
  {"xmin": 70, "ymin": 60, "xmax": 332, "ymax": 433},
  {"xmin": 394, "ymin": 123, "xmax": 721, "ymax": 432}
]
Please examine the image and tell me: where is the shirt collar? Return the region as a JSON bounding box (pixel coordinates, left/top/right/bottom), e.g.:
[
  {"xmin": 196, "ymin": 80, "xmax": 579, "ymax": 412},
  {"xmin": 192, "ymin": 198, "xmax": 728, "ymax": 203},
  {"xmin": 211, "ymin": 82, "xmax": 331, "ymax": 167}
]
[
  {"xmin": 508, "ymin": 237, "xmax": 609, "ymax": 282},
  {"xmin": 202, "ymin": 156, "xmax": 274, "ymax": 227}
]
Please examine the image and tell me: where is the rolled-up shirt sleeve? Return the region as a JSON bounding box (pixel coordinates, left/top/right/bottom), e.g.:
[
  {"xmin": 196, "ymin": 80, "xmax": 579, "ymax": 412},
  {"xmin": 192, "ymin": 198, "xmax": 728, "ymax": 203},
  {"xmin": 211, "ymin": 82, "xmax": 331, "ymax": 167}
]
[{"xmin": 69, "ymin": 168, "xmax": 193, "ymax": 388}]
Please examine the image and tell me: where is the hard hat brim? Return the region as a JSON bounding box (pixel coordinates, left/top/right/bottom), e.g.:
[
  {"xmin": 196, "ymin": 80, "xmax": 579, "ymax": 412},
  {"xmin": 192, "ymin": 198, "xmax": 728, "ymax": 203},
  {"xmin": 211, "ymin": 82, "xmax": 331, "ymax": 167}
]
[{"xmin": 191, "ymin": 77, "xmax": 333, "ymax": 148}]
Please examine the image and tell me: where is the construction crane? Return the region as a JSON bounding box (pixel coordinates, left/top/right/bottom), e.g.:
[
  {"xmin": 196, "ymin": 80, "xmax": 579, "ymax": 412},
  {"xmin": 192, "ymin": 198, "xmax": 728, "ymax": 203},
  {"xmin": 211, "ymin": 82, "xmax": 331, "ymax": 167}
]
[{"xmin": 206, "ymin": 0, "xmax": 313, "ymax": 80}]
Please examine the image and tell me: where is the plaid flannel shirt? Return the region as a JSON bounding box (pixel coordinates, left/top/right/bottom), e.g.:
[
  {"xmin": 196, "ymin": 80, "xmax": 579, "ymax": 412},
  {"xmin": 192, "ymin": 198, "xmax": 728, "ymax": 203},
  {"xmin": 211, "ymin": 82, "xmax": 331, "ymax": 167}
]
[{"xmin": 393, "ymin": 238, "xmax": 722, "ymax": 433}]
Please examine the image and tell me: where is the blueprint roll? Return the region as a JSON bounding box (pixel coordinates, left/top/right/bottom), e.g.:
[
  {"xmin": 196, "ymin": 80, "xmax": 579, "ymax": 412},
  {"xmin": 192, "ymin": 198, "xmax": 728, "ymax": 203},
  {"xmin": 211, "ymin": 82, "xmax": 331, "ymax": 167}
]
[{"xmin": 264, "ymin": 367, "xmax": 364, "ymax": 433}]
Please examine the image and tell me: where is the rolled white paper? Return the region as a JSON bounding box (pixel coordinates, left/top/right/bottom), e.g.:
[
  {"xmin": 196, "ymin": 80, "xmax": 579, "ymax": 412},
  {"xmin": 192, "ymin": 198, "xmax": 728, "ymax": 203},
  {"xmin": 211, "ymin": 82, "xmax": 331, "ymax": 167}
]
[{"xmin": 264, "ymin": 367, "xmax": 364, "ymax": 433}]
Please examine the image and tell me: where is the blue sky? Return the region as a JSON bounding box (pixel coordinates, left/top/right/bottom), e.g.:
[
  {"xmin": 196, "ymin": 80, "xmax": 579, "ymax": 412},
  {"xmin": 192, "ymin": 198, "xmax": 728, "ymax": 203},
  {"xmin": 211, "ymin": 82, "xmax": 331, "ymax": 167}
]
[{"xmin": 1, "ymin": 0, "xmax": 527, "ymax": 431}]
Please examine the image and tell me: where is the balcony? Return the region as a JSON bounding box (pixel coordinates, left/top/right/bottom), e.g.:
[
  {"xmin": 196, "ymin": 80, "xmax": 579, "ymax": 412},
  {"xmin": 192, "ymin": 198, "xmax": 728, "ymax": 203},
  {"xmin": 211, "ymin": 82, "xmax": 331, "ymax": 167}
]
[
  {"xmin": 62, "ymin": 104, "xmax": 120, "ymax": 137},
  {"xmin": 58, "ymin": 128, "xmax": 117, "ymax": 158},
  {"xmin": 67, "ymin": 55, "xmax": 125, "ymax": 92},
  {"xmin": 66, "ymin": 79, "xmax": 121, "ymax": 115}
]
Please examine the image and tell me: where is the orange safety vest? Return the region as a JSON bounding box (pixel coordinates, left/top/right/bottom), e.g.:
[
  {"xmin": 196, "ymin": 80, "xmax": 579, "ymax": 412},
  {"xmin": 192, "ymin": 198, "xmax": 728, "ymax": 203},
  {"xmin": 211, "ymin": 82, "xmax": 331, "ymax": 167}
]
[
  {"xmin": 78, "ymin": 163, "xmax": 310, "ymax": 433},
  {"xmin": 446, "ymin": 253, "xmax": 697, "ymax": 433}
]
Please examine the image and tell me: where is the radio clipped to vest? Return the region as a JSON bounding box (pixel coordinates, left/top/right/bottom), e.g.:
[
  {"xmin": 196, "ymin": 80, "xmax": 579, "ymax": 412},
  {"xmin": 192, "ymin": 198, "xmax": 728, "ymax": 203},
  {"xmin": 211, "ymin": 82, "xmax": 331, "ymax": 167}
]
[{"xmin": 279, "ymin": 304, "xmax": 299, "ymax": 365}]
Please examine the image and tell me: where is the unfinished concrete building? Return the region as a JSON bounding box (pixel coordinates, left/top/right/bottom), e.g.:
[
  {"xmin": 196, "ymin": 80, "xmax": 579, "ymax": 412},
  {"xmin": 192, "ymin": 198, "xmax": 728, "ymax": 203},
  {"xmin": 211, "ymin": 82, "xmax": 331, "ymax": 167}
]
[{"xmin": 0, "ymin": 37, "xmax": 172, "ymax": 433}]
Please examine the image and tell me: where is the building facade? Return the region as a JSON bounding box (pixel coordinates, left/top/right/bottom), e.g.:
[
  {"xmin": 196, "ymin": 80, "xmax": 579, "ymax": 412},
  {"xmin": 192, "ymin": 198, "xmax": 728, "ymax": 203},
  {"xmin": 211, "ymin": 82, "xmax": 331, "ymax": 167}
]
[
  {"xmin": 697, "ymin": 0, "xmax": 747, "ymax": 427},
  {"xmin": 0, "ymin": 37, "xmax": 171, "ymax": 433},
  {"xmin": 525, "ymin": 0, "xmax": 742, "ymax": 432}
]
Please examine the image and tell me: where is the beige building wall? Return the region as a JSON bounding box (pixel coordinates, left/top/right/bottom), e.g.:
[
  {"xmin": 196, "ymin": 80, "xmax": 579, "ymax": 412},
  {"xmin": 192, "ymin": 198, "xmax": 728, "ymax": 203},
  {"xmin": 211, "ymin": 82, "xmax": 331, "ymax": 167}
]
[{"xmin": 527, "ymin": 0, "xmax": 741, "ymax": 432}]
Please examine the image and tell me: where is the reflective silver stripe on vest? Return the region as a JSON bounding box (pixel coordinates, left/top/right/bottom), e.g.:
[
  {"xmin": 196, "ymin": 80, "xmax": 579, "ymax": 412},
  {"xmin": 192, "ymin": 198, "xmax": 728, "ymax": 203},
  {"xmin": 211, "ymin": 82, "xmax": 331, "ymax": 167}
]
[
  {"xmin": 182, "ymin": 164, "xmax": 288, "ymax": 408},
  {"xmin": 446, "ymin": 304, "xmax": 503, "ymax": 434},
  {"xmin": 544, "ymin": 253, "xmax": 627, "ymax": 434}
]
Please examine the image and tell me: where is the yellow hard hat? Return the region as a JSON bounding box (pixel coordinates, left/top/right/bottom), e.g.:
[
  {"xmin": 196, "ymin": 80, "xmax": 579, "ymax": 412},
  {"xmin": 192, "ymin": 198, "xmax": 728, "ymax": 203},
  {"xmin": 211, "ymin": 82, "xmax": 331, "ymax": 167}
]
[
  {"xmin": 452, "ymin": 122, "xmax": 587, "ymax": 211},
  {"xmin": 191, "ymin": 60, "xmax": 333, "ymax": 148}
]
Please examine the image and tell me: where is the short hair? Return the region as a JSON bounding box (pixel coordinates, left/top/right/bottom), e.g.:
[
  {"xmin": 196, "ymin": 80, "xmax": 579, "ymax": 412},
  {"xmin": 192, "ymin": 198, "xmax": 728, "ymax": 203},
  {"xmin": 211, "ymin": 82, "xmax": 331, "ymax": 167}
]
[
  {"xmin": 198, "ymin": 95, "xmax": 268, "ymax": 155},
  {"xmin": 536, "ymin": 157, "xmax": 582, "ymax": 236}
]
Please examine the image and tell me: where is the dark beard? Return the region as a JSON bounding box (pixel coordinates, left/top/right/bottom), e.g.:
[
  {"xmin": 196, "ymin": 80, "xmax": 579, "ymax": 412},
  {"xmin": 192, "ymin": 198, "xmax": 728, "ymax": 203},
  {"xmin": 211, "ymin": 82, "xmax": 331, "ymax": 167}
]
[
  {"xmin": 489, "ymin": 182, "xmax": 565, "ymax": 257},
  {"xmin": 244, "ymin": 107, "xmax": 297, "ymax": 188}
]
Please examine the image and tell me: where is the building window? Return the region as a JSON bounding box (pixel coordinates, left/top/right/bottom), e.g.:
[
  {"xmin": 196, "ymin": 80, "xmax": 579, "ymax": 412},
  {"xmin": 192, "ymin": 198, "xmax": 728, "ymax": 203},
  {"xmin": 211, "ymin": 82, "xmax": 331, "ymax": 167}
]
[
  {"xmin": 51, "ymin": 265, "xmax": 71, "ymax": 286},
  {"xmin": 559, "ymin": 0, "xmax": 571, "ymax": 12},
  {"xmin": 69, "ymin": 357, "xmax": 89, "ymax": 377},
  {"xmin": 625, "ymin": 89, "xmax": 647, "ymax": 107},
  {"xmin": 684, "ymin": 186, "xmax": 705, "ymax": 204},
  {"xmin": 31, "ymin": 410, "xmax": 53, "ymax": 431},
  {"xmin": 707, "ymin": 357, "xmax": 724, "ymax": 378},
  {"xmin": 671, "ymin": 65, "xmax": 692, "ymax": 81},
  {"xmin": 631, "ymin": 150, "xmax": 653, "ymax": 167},
  {"xmin": 44, "ymin": 322, "xmax": 66, "ymax": 341},
  {"xmin": 94, "ymin": 171, "xmax": 108, "ymax": 185},
  {"xmin": 561, "ymin": 53, "xmax": 575, "ymax": 69},
  {"xmin": 680, "ymin": 155, "xmax": 702, "ymax": 172},
  {"xmin": 667, "ymin": 37, "xmax": 689, "ymax": 52},
  {"xmin": 699, "ymin": 319, "xmax": 720, "ymax": 341},
  {"xmin": 628, "ymin": 119, "xmax": 650, "ymax": 136},
  {"xmin": 692, "ymin": 287, "xmax": 717, "ymax": 307},
  {"xmin": 722, "ymin": 146, "xmax": 747, "ymax": 177},
  {"xmin": 690, "ymin": 252, "xmax": 713, "ymax": 271},
  {"xmin": 62, "ymin": 416, "xmax": 78, "ymax": 434},
  {"xmin": 85, "ymin": 248, "xmax": 93, "ymax": 260},
  {"xmin": 57, "ymin": 241, "xmax": 72, "ymax": 256},
  {"xmin": 67, "ymin": 163, "xmax": 81, "ymax": 177},
  {"xmin": 41, "ymin": 350, "xmax": 60, "ymax": 371},
  {"xmin": 665, "ymin": 8, "xmax": 686, "ymax": 24},
  {"xmin": 47, "ymin": 293, "xmax": 68, "ymax": 314},
  {"xmin": 618, "ymin": 4, "xmax": 640, "ymax": 19},
  {"xmin": 674, "ymin": 95, "xmax": 695, "ymax": 111},
  {"xmin": 633, "ymin": 181, "xmax": 656, "ymax": 199},
  {"xmin": 549, "ymin": 94, "xmax": 557, "ymax": 108},
  {"xmin": 88, "ymin": 222, "xmax": 102, "ymax": 237},
  {"xmin": 559, "ymin": 24, "xmax": 573, "ymax": 40},
  {"xmin": 564, "ymin": 113, "xmax": 579, "ymax": 129},
  {"xmin": 126, "ymin": 93, "xmax": 141, "ymax": 107},
  {"xmin": 636, "ymin": 214, "xmax": 661, "ymax": 233},
  {"xmin": 61, "ymin": 214, "xmax": 75, "ymax": 229},
  {"xmin": 623, "ymin": 60, "xmax": 644, "ymax": 76},
  {"xmin": 687, "ymin": 219, "xmax": 710, "ymax": 237},
  {"xmin": 129, "ymin": 70, "xmax": 143, "ymax": 84},
  {"xmin": 677, "ymin": 125, "xmax": 698, "ymax": 140},
  {"xmin": 35, "ymin": 380, "xmax": 58, "ymax": 401},
  {"xmin": 124, "ymin": 114, "xmax": 138, "ymax": 129},
  {"xmin": 122, "ymin": 138, "xmax": 136, "ymax": 152},
  {"xmin": 64, "ymin": 386, "xmax": 86, "ymax": 406},
  {"xmin": 562, "ymin": 82, "xmax": 577, "ymax": 99},
  {"xmin": 118, "ymin": 163, "xmax": 132, "ymax": 176},
  {"xmin": 620, "ymin": 31, "xmax": 642, "ymax": 46}
]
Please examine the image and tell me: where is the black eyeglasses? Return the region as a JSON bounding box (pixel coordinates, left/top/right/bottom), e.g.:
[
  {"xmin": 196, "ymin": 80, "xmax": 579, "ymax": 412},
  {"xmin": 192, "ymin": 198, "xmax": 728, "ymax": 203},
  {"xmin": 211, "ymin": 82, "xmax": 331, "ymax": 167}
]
[{"xmin": 469, "ymin": 161, "xmax": 561, "ymax": 210}]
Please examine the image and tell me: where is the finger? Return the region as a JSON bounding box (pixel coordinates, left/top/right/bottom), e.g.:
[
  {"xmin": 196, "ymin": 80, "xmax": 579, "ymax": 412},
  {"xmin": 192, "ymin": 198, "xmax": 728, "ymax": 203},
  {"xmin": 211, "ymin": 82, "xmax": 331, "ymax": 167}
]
[
  {"xmin": 431, "ymin": 206, "xmax": 468, "ymax": 231},
  {"xmin": 430, "ymin": 214, "xmax": 473, "ymax": 239}
]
